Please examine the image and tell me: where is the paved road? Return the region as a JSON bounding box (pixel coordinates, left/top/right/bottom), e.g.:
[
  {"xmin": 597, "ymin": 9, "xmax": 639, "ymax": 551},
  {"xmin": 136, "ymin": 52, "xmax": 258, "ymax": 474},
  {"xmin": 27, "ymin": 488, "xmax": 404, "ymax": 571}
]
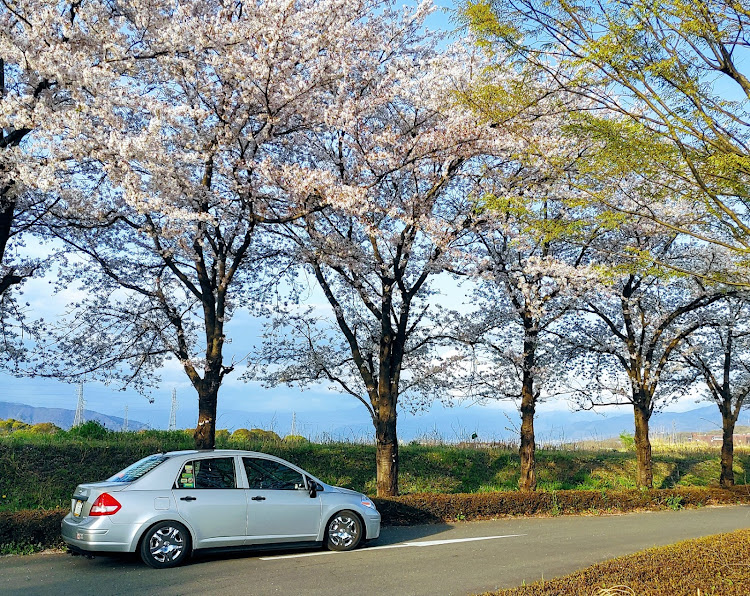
[{"xmin": 2, "ymin": 506, "xmax": 749, "ymax": 596}]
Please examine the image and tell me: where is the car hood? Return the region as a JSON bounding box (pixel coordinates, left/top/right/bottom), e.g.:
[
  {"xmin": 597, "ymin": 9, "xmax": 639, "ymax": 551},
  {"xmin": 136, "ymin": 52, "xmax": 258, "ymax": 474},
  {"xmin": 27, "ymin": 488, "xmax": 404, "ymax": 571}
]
[{"xmin": 327, "ymin": 485, "xmax": 365, "ymax": 498}]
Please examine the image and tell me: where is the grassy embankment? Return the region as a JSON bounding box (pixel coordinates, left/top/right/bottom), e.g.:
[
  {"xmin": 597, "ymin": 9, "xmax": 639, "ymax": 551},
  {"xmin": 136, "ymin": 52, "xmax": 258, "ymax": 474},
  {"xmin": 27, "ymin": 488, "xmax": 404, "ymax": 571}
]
[{"xmin": 1, "ymin": 429, "xmax": 748, "ymax": 512}]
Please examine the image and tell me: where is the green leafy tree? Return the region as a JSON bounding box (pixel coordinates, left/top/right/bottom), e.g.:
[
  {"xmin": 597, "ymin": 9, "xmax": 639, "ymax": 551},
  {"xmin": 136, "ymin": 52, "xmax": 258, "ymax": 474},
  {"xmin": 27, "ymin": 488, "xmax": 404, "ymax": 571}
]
[
  {"xmin": 67, "ymin": 420, "xmax": 110, "ymax": 440},
  {"xmin": 0, "ymin": 418, "xmax": 30, "ymax": 433},
  {"xmin": 232, "ymin": 428, "xmax": 282, "ymax": 443},
  {"xmin": 29, "ymin": 422, "xmax": 60, "ymax": 434},
  {"xmin": 460, "ymin": 0, "xmax": 750, "ymax": 279}
]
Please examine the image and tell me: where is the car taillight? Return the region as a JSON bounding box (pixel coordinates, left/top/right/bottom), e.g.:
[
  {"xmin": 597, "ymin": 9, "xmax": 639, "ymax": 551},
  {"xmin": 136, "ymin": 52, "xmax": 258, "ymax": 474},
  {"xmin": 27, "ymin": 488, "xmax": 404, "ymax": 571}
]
[{"xmin": 89, "ymin": 493, "xmax": 121, "ymax": 516}]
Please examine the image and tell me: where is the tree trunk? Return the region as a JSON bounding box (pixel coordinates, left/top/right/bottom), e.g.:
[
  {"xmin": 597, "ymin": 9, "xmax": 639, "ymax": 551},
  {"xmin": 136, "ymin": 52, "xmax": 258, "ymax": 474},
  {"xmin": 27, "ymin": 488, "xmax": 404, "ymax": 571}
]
[
  {"xmin": 518, "ymin": 321, "xmax": 537, "ymax": 492},
  {"xmin": 194, "ymin": 385, "xmax": 218, "ymax": 449},
  {"xmin": 518, "ymin": 383, "xmax": 537, "ymax": 492},
  {"xmin": 374, "ymin": 401, "xmax": 398, "ymax": 497},
  {"xmin": 720, "ymin": 410, "xmax": 736, "ymax": 488},
  {"xmin": 633, "ymin": 404, "xmax": 653, "ymax": 489}
]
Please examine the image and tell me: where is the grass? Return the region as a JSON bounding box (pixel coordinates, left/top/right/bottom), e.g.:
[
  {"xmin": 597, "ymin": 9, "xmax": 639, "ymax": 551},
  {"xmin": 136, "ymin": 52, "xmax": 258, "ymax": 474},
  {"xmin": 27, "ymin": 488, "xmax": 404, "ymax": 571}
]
[
  {"xmin": 0, "ymin": 429, "xmax": 748, "ymax": 512},
  {"xmin": 0, "ymin": 542, "xmax": 49, "ymax": 556},
  {"xmin": 479, "ymin": 528, "xmax": 750, "ymax": 595}
]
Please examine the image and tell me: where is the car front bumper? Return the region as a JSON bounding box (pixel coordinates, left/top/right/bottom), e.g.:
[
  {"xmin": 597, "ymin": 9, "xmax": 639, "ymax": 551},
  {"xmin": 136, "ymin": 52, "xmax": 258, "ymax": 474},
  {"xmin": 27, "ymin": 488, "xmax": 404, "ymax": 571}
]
[{"xmin": 364, "ymin": 509, "xmax": 381, "ymax": 540}]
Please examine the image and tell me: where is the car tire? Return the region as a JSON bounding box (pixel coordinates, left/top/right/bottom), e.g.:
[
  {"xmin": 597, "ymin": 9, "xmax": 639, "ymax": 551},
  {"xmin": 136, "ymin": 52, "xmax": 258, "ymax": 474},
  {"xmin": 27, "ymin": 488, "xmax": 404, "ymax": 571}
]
[
  {"xmin": 139, "ymin": 521, "xmax": 191, "ymax": 569},
  {"xmin": 325, "ymin": 510, "xmax": 363, "ymax": 551}
]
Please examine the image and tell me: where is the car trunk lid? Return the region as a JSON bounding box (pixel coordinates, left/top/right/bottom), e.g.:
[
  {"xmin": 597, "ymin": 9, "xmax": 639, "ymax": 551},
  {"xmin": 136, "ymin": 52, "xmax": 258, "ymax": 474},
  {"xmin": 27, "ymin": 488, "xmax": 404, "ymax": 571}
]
[{"xmin": 71, "ymin": 482, "xmax": 129, "ymax": 518}]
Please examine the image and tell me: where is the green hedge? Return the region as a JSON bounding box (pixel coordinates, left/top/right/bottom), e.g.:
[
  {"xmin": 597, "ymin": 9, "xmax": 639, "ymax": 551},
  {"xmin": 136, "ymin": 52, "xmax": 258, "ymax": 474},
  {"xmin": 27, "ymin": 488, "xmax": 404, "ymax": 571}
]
[
  {"xmin": 373, "ymin": 486, "xmax": 750, "ymax": 524},
  {"xmin": 3, "ymin": 486, "xmax": 749, "ymax": 554}
]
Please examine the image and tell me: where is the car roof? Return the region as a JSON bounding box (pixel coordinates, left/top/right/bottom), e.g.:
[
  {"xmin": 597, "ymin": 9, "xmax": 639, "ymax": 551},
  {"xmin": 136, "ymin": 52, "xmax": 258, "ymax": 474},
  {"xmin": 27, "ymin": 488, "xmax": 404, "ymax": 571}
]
[{"xmin": 163, "ymin": 449, "xmax": 279, "ymax": 457}]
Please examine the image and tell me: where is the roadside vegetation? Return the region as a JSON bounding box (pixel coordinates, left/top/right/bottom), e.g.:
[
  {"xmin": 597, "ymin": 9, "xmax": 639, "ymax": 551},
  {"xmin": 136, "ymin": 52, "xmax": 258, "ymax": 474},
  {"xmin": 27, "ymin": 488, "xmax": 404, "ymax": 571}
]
[{"xmin": 480, "ymin": 528, "xmax": 750, "ymax": 596}]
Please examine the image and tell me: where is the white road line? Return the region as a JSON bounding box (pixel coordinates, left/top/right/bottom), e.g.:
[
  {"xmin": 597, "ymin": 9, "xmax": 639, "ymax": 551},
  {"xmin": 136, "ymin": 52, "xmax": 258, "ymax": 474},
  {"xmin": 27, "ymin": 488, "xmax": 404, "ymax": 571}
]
[{"xmin": 259, "ymin": 534, "xmax": 526, "ymax": 561}]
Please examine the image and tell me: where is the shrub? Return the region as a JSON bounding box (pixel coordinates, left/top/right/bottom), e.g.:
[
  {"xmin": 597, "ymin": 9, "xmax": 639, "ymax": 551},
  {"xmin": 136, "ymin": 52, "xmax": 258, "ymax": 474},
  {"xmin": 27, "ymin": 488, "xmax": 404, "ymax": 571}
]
[
  {"xmin": 29, "ymin": 423, "xmax": 61, "ymax": 434},
  {"xmin": 0, "ymin": 419, "xmax": 31, "ymax": 433},
  {"xmin": 136, "ymin": 429, "xmax": 195, "ymax": 445},
  {"xmin": 231, "ymin": 428, "xmax": 281, "ymax": 443},
  {"xmin": 67, "ymin": 421, "xmax": 110, "ymax": 440},
  {"xmin": 0, "ymin": 509, "xmax": 67, "ymax": 553},
  {"xmin": 374, "ymin": 486, "xmax": 750, "ymax": 525},
  {"xmin": 619, "ymin": 432, "xmax": 635, "ymax": 451}
]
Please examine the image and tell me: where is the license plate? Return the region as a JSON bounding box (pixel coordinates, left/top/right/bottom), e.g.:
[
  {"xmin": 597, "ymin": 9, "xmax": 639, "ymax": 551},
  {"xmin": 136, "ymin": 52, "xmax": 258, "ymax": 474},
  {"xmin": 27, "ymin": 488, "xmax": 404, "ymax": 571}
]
[{"xmin": 73, "ymin": 499, "xmax": 84, "ymax": 517}]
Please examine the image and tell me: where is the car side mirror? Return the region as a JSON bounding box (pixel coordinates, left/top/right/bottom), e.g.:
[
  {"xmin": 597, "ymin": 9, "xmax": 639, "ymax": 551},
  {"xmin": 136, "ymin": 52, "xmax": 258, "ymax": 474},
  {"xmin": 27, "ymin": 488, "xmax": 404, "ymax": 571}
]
[{"xmin": 307, "ymin": 478, "xmax": 317, "ymax": 498}]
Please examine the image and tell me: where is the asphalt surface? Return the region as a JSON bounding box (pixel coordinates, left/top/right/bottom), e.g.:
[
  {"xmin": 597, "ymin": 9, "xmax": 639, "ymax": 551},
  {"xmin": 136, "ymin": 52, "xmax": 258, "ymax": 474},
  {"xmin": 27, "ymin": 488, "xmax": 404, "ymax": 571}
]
[{"xmin": 2, "ymin": 505, "xmax": 749, "ymax": 596}]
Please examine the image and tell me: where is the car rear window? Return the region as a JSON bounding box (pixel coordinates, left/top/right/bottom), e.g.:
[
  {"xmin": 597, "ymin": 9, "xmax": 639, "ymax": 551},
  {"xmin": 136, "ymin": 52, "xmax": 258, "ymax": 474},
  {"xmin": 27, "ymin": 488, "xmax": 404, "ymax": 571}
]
[
  {"xmin": 107, "ymin": 454, "xmax": 170, "ymax": 482},
  {"xmin": 176, "ymin": 458, "xmax": 237, "ymax": 489}
]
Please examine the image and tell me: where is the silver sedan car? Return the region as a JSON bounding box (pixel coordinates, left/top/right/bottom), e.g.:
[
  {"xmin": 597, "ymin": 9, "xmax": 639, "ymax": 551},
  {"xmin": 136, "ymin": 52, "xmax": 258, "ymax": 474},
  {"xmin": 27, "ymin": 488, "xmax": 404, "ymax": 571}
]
[{"xmin": 61, "ymin": 449, "xmax": 381, "ymax": 568}]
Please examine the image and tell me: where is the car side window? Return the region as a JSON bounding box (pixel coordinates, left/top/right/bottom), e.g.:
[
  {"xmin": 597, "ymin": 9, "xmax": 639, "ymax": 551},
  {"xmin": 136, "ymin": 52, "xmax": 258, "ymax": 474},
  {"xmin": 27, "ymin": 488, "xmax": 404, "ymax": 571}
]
[
  {"xmin": 243, "ymin": 457, "xmax": 304, "ymax": 490},
  {"xmin": 176, "ymin": 457, "xmax": 236, "ymax": 489}
]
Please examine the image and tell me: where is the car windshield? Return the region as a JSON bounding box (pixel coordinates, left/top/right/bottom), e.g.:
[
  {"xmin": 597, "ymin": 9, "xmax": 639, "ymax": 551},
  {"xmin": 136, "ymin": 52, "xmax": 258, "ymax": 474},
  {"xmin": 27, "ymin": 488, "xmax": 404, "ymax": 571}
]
[{"xmin": 107, "ymin": 454, "xmax": 170, "ymax": 483}]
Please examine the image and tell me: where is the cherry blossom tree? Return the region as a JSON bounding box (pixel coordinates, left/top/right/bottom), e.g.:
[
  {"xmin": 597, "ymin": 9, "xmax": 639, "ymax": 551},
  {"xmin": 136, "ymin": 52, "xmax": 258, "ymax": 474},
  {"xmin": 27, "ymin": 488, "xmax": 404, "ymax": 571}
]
[
  {"xmin": 256, "ymin": 41, "xmax": 498, "ymax": 496},
  {"xmin": 0, "ymin": 189, "xmax": 48, "ymax": 370},
  {"xmin": 2, "ymin": 0, "xmax": 426, "ymax": 448},
  {"xmin": 452, "ymin": 182, "xmax": 599, "ymax": 493},
  {"xmin": 444, "ymin": 68, "xmax": 603, "ymax": 490},
  {"xmin": 0, "ymin": 47, "xmax": 63, "ymax": 368},
  {"xmin": 456, "ymin": 212, "xmax": 599, "ymax": 491},
  {"xmin": 565, "ymin": 228, "xmax": 728, "ymax": 488},
  {"xmin": 681, "ymin": 296, "xmax": 750, "ymax": 487}
]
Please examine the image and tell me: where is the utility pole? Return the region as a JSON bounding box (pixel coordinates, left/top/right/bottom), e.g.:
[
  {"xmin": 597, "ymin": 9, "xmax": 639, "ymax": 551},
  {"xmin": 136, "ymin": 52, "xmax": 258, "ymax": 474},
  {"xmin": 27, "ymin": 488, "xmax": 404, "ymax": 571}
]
[
  {"xmin": 72, "ymin": 382, "xmax": 85, "ymax": 427},
  {"xmin": 123, "ymin": 405, "xmax": 129, "ymax": 432},
  {"xmin": 169, "ymin": 388, "xmax": 178, "ymax": 431},
  {"xmin": 290, "ymin": 411, "xmax": 297, "ymax": 436}
]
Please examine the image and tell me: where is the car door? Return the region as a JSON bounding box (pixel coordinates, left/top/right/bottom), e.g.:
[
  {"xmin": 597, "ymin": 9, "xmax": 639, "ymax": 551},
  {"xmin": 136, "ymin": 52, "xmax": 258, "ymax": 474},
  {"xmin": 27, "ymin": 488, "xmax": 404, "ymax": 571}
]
[
  {"xmin": 173, "ymin": 456, "xmax": 248, "ymax": 548},
  {"xmin": 242, "ymin": 456, "xmax": 322, "ymax": 545}
]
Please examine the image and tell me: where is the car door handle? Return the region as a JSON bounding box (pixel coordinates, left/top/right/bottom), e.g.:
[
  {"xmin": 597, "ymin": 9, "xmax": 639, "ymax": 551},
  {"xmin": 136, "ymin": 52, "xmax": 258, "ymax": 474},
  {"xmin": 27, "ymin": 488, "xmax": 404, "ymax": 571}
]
[
  {"xmin": 251, "ymin": 496, "xmax": 266, "ymax": 501},
  {"xmin": 180, "ymin": 496, "xmax": 197, "ymax": 501}
]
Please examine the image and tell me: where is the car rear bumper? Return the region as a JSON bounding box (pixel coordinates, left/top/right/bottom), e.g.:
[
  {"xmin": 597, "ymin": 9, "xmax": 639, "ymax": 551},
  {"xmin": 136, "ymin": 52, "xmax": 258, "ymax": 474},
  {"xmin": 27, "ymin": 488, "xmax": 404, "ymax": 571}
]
[{"xmin": 61, "ymin": 513, "xmax": 135, "ymax": 553}]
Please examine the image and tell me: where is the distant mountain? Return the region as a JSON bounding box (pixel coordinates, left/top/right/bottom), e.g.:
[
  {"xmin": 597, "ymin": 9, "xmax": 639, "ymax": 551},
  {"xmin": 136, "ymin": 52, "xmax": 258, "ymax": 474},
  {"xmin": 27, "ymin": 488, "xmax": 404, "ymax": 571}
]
[
  {"xmin": 554, "ymin": 405, "xmax": 724, "ymax": 441},
  {"xmin": 0, "ymin": 400, "xmax": 148, "ymax": 431}
]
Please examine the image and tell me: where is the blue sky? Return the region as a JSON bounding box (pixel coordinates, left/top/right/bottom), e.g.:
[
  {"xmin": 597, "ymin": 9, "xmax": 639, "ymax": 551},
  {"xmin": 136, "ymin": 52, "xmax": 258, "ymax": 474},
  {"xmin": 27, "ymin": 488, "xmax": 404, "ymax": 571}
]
[
  {"xmin": 2, "ymin": 265, "xmax": 673, "ymax": 439},
  {"xmin": 2, "ymin": 268, "xmax": 529, "ymax": 437}
]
